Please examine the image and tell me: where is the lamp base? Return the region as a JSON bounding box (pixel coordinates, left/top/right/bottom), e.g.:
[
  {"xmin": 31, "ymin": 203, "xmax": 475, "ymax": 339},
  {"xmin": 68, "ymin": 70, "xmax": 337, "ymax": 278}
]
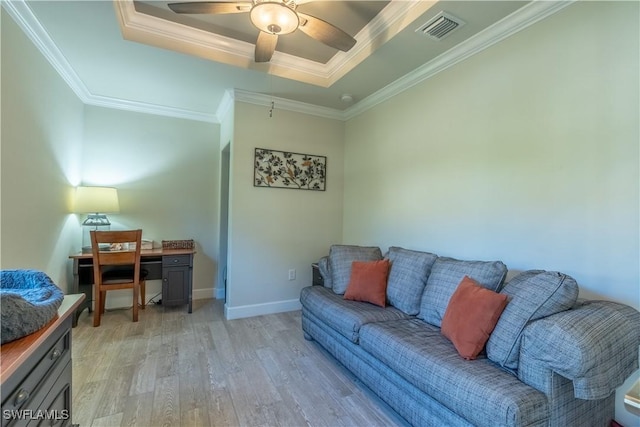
[{"xmin": 82, "ymin": 224, "xmax": 111, "ymax": 252}]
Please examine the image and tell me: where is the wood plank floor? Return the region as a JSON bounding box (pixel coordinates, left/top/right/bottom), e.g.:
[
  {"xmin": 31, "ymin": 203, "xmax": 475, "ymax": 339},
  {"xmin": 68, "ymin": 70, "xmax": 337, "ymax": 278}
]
[{"xmin": 71, "ymin": 299, "xmax": 409, "ymax": 427}]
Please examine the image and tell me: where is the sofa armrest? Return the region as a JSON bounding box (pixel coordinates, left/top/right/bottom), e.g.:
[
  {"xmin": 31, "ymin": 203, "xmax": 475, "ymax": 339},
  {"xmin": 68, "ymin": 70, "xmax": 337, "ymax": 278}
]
[
  {"xmin": 520, "ymin": 300, "xmax": 640, "ymax": 400},
  {"xmin": 317, "ymin": 256, "xmax": 332, "ymax": 289}
]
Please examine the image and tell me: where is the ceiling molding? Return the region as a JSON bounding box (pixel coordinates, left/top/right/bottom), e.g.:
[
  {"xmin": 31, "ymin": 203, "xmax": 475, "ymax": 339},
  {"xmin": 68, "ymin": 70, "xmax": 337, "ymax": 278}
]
[
  {"xmin": 88, "ymin": 93, "xmax": 218, "ymax": 123},
  {"xmin": 3, "ymin": 0, "xmax": 218, "ymax": 124},
  {"xmin": 222, "ymin": 0, "xmax": 576, "ymax": 122},
  {"xmin": 343, "ymin": 0, "xmax": 576, "ymax": 120},
  {"xmin": 4, "ymin": 0, "xmax": 574, "ymax": 124},
  {"xmin": 233, "ymin": 89, "xmax": 343, "ymax": 121},
  {"xmin": 1, "ymin": 0, "xmax": 91, "ymax": 102},
  {"xmin": 114, "ymin": 0, "xmax": 435, "ymax": 88}
]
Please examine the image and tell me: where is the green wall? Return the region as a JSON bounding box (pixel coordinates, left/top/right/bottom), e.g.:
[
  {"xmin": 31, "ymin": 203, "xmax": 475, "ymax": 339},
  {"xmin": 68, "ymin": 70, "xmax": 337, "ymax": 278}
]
[
  {"xmin": 1, "ymin": 9, "xmax": 84, "ymax": 289},
  {"xmin": 1, "ymin": 10, "xmax": 221, "ymax": 304},
  {"xmin": 344, "ymin": 1, "xmax": 639, "ymax": 309},
  {"xmin": 226, "ymin": 102, "xmax": 344, "ymax": 318},
  {"xmin": 342, "ymin": 3, "xmax": 639, "ymax": 424}
]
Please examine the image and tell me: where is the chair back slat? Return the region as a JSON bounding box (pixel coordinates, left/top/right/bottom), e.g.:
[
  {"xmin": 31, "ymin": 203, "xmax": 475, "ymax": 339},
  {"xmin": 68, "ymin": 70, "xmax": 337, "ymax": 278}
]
[{"xmin": 90, "ymin": 229, "xmax": 142, "ymax": 287}]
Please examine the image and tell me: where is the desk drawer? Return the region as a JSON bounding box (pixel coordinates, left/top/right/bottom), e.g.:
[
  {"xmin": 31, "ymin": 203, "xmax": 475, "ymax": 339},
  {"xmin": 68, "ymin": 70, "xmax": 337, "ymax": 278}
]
[{"xmin": 162, "ymin": 255, "xmax": 191, "ymax": 267}]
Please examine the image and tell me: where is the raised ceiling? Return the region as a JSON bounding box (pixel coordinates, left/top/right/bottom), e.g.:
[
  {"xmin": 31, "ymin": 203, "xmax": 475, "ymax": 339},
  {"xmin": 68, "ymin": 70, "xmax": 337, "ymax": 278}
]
[{"xmin": 4, "ymin": 1, "xmax": 571, "ymax": 122}]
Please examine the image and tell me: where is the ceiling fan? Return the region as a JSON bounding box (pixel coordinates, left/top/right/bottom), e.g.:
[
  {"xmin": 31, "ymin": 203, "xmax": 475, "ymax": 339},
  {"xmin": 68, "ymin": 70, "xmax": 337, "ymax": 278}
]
[{"xmin": 167, "ymin": 0, "xmax": 357, "ymax": 63}]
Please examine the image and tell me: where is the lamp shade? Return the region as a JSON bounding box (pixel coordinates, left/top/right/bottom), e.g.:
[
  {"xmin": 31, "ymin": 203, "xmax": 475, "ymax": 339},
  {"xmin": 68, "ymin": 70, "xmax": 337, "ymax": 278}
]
[{"xmin": 75, "ymin": 186, "xmax": 120, "ymax": 213}]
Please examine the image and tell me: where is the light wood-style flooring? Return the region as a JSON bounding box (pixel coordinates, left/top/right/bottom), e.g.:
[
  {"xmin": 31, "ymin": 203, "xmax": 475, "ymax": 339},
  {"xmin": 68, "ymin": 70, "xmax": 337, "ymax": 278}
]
[{"xmin": 71, "ymin": 299, "xmax": 408, "ymax": 427}]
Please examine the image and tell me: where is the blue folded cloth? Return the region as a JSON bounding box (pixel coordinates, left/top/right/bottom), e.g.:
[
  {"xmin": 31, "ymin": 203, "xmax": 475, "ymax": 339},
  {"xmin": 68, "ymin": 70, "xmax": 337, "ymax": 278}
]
[{"xmin": 1, "ymin": 270, "xmax": 64, "ymax": 344}]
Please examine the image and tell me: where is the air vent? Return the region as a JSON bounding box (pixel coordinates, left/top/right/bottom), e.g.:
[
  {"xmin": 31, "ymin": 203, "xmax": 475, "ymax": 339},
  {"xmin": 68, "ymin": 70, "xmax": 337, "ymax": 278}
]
[{"xmin": 416, "ymin": 12, "xmax": 465, "ymax": 41}]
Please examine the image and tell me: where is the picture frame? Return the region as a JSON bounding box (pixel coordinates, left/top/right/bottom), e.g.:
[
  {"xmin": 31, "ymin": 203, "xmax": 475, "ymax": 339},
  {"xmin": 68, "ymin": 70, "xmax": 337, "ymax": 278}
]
[{"xmin": 254, "ymin": 148, "xmax": 326, "ymax": 191}]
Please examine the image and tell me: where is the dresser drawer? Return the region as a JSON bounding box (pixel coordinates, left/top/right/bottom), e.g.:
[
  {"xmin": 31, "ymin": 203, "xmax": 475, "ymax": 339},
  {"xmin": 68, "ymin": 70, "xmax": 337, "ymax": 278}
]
[
  {"xmin": 27, "ymin": 360, "xmax": 71, "ymax": 427},
  {"xmin": 2, "ymin": 330, "xmax": 69, "ymax": 422},
  {"xmin": 162, "ymin": 254, "xmax": 191, "ymax": 267}
]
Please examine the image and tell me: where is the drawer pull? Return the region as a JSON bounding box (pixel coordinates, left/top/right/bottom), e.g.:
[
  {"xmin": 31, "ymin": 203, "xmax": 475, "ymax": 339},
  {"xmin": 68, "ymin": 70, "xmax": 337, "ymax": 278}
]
[
  {"xmin": 14, "ymin": 389, "xmax": 30, "ymax": 406},
  {"xmin": 51, "ymin": 348, "xmax": 62, "ymax": 360},
  {"xmin": 173, "ymin": 259, "xmax": 179, "ymax": 263}
]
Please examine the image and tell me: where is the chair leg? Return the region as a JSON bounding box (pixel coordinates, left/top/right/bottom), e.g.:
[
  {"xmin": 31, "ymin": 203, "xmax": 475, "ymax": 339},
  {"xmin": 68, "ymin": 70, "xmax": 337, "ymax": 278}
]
[
  {"xmin": 100, "ymin": 291, "xmax": 107, "ymax": 314},
  {"xmin": 140, "ymin": 280, "xmax": 146, "ymax": 309},
  {"xmin": 93, "ymin": 285, "xmax": 101, "ymax": 327},
  {"xmin": 133, "ymin": 284, "xmax": 139, "ymax": 322}
]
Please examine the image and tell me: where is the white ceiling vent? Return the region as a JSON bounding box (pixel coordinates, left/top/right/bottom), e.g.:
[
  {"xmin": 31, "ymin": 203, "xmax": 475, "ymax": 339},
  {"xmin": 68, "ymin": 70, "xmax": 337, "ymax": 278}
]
[{"xmin": 416, "ymin": 12, "xmax": 465, "ymax": 41}]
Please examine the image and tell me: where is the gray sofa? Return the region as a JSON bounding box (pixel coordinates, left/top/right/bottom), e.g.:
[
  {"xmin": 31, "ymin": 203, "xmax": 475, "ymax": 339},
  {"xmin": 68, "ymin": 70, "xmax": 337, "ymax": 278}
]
[{"xmin": 300, "ymin": 245, "xmax": 640, "ymax": 427}]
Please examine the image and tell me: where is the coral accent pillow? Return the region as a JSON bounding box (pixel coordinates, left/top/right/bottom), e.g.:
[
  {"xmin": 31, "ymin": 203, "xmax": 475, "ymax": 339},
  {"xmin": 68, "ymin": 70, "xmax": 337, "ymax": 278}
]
[
  {"xmin": 441, "ymin": 276, "xmax": 509, "ymax": 360},
  {"xmin": 343, "ymin": 260, "xmax": 390, "ymax": 307}
]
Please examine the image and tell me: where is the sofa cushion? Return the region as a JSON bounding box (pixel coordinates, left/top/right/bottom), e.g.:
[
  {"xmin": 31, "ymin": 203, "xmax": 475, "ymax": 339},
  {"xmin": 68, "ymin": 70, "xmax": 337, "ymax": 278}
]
[
  {"xmin": 486, "ymin": 270, "xmax": 578, "ymax": 370},
  {"xmin": 441, "ymin": 276, "xmax": 509, "ymax": 360},
  {"xmin": 359, "ymin": 319, "xmax": 548, "ymax": 427},
  {"xmin": 418, "ymin": 257, "xmax": 507, "ymax": 327},
  {"xmin": 344, "ymin": 260, "xmax": 390, "ymax": 307},
  {"xmin": 386, "ymin": 247, "xmax": 438, "ymax": 315},
  {"xmin": 328, "ymin": 245, "xmax": 383, "ymax": 294},
  {"xmin": 300, "ymin": 286, "xmax": 410, "ymax": 343}
]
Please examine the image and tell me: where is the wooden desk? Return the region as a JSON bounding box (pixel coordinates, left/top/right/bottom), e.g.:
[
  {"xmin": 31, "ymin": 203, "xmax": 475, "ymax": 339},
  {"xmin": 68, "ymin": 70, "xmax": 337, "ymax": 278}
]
[
  {"xmin": 1, "ymin": 294, "xmax": 85, "ymax": 426},
  {"xmin": 69, "ymin": 248, "xmax": 195, "ymax": 326}
]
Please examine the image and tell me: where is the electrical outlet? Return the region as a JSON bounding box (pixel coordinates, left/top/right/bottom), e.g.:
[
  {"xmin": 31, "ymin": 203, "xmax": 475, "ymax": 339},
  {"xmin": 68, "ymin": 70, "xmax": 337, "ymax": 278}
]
[{"xmin": 288, "ymin": 269, "xmax": 296, "ymax": 281}]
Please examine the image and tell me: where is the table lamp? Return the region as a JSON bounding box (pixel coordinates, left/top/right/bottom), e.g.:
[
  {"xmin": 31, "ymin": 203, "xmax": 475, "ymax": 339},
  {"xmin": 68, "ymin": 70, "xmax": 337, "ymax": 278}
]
[{"xmin": 75, "ymin": 186, "xmax": 119, "ymax": 253}]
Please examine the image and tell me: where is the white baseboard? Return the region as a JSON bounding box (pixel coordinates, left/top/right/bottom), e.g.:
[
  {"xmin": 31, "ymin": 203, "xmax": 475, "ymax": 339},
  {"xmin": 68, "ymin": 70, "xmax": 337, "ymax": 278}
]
[{"xmin": 224, "ymin": 298, "xmax": 302, "ymax": 320}]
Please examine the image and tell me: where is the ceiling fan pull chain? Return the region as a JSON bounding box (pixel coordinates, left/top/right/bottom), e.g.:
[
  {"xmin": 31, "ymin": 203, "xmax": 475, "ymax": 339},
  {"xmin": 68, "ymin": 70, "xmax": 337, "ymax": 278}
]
[{"xmin": 269, "ymin": 100, "xmax": 275, "ymax": 118}]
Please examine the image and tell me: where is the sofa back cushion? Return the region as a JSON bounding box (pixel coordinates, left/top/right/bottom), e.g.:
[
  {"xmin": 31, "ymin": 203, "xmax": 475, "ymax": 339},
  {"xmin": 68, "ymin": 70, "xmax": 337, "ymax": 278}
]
[
  {"xmin": 418, "ymin": 257, "xmax": 507, "ymax": 327},
  {"xmin": 329, "ymin": 245, "xmax": 383, "ymax": 294},
  {"xmin": 386, "ymin": 247, "xmax": 438, "ymax": 315},
  {"xmin": 486, "ymin": 270, "xmax": 578, "ymax": 370}
]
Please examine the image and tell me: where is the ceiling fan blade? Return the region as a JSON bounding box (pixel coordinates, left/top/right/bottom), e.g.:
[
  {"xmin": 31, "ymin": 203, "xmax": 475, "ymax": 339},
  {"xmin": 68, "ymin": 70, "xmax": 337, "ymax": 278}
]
[
  {"xmin": 168, "ymin": 2, "xmax": 251, "ymax": 15},
  {"xmin": 297, "ymin": 12, "xmax": 356, "ymax": 52},
  {"xmin": 255, "ymin": 32, "xmax": 278, "ymax": 63}
]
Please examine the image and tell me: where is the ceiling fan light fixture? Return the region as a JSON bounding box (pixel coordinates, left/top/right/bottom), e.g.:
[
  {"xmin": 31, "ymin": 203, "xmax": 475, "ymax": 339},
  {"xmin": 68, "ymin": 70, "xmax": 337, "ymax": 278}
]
[{"xmin": 250, "ymin": 0, "xmax": 299, "ymax": 35}]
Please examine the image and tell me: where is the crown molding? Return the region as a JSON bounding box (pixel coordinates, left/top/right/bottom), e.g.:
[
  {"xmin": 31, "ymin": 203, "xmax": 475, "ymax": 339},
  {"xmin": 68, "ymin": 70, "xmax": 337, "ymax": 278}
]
[
  {"xmin": 3, "ymin": 0, "xmax": 218, "ymax": 123},
  {"xmin": 4, "ymin": 0, "xmax": 574, "ymax": 124},
  {"xmin": 232, "ymin": 89, "xmax": 344, "ymax": 121},
  {"xmin": 2, "ymin": 0, "xmax": 91, "ymax": 102},
  {"xmin": 114, "ymin": 0, "xmax": 434, "ymax": 88},
  {"xmin": 343, "ymin": 0, "xmax": 576, "ymax": 120}
]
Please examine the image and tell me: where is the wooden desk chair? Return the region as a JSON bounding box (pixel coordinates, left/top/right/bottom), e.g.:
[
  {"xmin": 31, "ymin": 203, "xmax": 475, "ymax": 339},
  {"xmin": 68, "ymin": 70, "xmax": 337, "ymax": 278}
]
[{"xmin": 90, "ymin": 229, "xmax": 146, "ymax": 327}]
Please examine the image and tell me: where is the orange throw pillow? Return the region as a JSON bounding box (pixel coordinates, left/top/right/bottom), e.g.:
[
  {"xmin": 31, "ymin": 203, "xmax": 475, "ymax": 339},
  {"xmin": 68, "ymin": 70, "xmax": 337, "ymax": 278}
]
[
  {"xmin": 343, "ymin": 260, "xmax": 390, "ymax": 307},
  {"xmin": 441, "ymin": 276, "xmax": 509, "ymax": 360}
]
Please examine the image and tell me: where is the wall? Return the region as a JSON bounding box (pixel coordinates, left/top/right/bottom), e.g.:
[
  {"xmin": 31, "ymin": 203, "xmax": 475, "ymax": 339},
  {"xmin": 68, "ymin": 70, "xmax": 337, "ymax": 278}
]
[
  {"xmin": 1, "ymin": 10, "xmax": 84, "ymax": 291},
  {"xmin": 81, "ymin": 106, "xmax": 220, "ymax": 306},
  {"xmin": 1, "ymin": 9, "xmax": 220, "ymax": 305},
  {"xmin": 226, "ymin": 101, "xmax": 344, "ymax": 318},
  {"xmin": 343, "ymin": 2, "xmax": 639, "ymax": 424}
]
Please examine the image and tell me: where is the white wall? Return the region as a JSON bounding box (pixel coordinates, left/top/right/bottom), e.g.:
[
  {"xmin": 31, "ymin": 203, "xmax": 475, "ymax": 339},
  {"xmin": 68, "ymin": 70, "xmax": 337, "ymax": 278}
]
[
  {"xmin": 226, "ymin": 101, "xmax": 344, "ymax": 318},
  {"xmin": 81, "ymin": 106, "xmax": 220, "ymax": 306},
  {"xmin": 1, "ymin": 10, "xmax": 84, "ymax": 291},
  {"xmin": 343, "ymin": 2, "xmax": 639, "ymax": 424}
]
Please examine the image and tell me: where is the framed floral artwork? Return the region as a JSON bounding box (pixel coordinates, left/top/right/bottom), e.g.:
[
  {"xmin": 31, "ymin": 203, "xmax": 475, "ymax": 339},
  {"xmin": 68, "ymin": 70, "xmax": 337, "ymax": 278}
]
[{"xmin": 254, "ymin": 148, "xmax": 326, "ymax": 191}]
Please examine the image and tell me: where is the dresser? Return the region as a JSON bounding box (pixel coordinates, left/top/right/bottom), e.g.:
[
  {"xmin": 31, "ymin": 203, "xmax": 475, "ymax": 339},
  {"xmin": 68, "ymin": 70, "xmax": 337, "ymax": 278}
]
[{"xmin": 1, "ymin": 294, "xmax": 85, "ymax": 427}]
